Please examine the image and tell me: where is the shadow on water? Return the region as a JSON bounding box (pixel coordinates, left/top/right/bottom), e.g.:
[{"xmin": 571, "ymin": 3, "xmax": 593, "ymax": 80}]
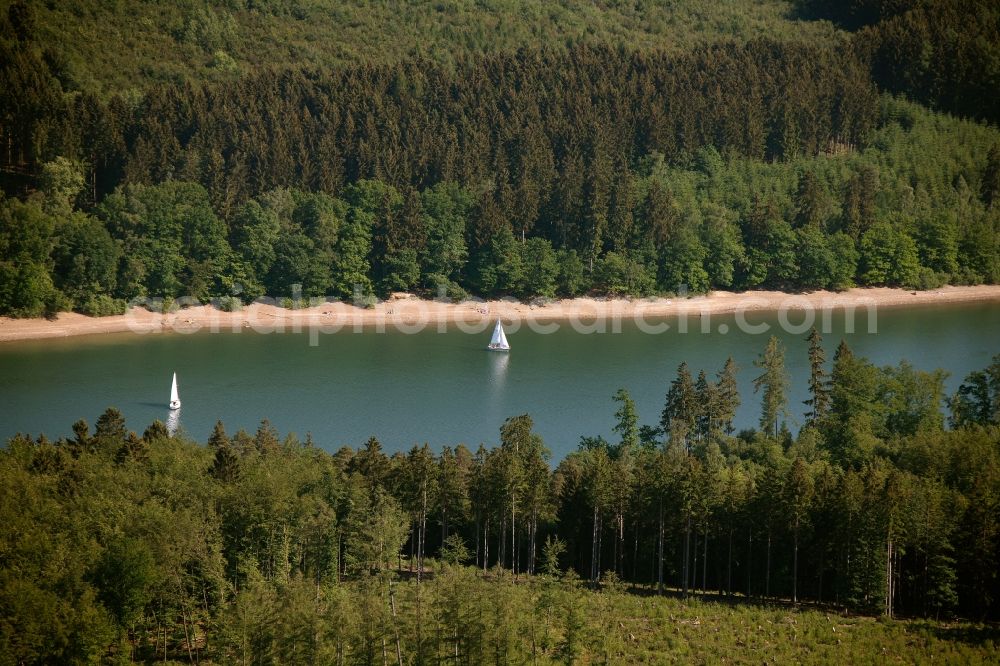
[{"xmin": 135, "ymin": 401, "xmax": 166, "ymax": 409}]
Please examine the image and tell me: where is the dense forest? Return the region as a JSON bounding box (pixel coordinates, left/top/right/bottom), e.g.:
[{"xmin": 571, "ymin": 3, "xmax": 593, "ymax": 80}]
[
  {"xmin": 2, "ymin": 335, "xmax": 999, "ymax": 662},
  {"xmin": 3, "ymin": 1, "xmax": 1000, "ymax": 662},
  {"xmin": 2, "ymin": 0, "xmax": 1000, "ymax": 316}
]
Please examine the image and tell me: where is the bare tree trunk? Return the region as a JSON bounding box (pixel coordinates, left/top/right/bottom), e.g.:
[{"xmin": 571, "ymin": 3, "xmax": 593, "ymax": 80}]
[
  {"xmin": 389, "ymin": 581, "xmax": 403, "ymax": 665},
  {"xmin": 409, "ymin": 523, "xmax": 415, "ymax": 573},
  {"xmin": 765, "ymin": 527, "xmax": 772, "ymax": 599},
  {"xmin": 483, "ymin": 518, "xmax": 489, "ymax": 572},
  {"xmin": 632, "ymin": 518, "xmax": 639, "ymax": 585},
  {"xmin": 442, "ymin": 507, "xmax": 448, "ymax": 547},
  {"xmin": 498, "ymin": 514, "xmax": 506, "ymax": 571},
  {"xmin": 818, "ymin": 549, "xmax": 825, "ymax": 603},
  {"xmin": 418, "ymin": 487, "xmax": 428, "ymax": 583},
  {"xmin": 886, "ymin": 537, "xmax": 893, "ymax": 618},
  {"xmin": 727, "ymin": 527, "xmax": 733, "ymax": 597},
  {"xmin": 181, "ymin": 605, "xmax": 194, "ymax": 664},
  {"xmin": 591, "ymin": 504, "xmax": 600, "ymax": 587},
  {"xmin": 682, "ymin": 516, "xmax": 690, "ymax": 598},
  {"xmin": 702, "ymin": 532, "xmax": 708, "ymax": 593},
  {"xmin": 618, "ymin": 509, "xmax": 625, "ymax": 576},
  {"xmin": 657, "ymin": 501, "xmax": 664, "ymax": 595},
  {"xmin": 691, "ymin": 532, "xmax": 698, "ymax": 593},
  {"xmin": 793, "ymin": 522, "xmax": 799, "ymax": 604},
  {"xmin": 510, "ymin": 492, "xmax": 516, "ymax": 578},
  {"xmin": 597, "ymin": 512, "xmax": 603, "ymax": 583},
  {"xmin": 529, "ymin": 510, "xmax": 538, "ymax": 575}
]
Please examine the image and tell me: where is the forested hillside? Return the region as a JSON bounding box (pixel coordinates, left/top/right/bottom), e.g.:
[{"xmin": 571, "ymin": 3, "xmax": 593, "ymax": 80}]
[
  {"xmin": 3, "ymin": 339, "xmax": 999, "ymax": 662},
  {"xmin": 1, "ymin": 0, "xmax": 999, "ymax": 317},
  {"xmin": 5, "ymin": 0, "xmax": 844, "ymax": 95}
]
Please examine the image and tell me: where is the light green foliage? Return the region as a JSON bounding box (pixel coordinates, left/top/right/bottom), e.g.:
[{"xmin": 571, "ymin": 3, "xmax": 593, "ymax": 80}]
[
  {"xmin": 229, "ymin": 199, "xmax": 280, "ymax": 298},
  {"xmin": 439, "ymin": 533, "xmax": 470, "ymax": 567},
  {"xmin": 50, "ymin": 212, "xmax": 120, "ymax": 308},
  {"xmin": 420, "ymin": 182, "xmax": 471, "ymax": 287},
  {"xmin": 38, "ymin": 157, "xmax": 85, "ymax": 218},
  {"xmin": 555, "ymin": 249, "xmax": 587, "ymax": 297},
  {"xmin": 542, "ymin": 535, "xmax": 566, "ymax": 578},
  {"xmin": 795, "ymin": 224, "xmax": 837, "ymax": 290},
  {"xmin": 0, "ymin": 198, "xmax": 60, "ymax": 317},
  {"xmin": 659, "ymin": 225, "xmax": 710, "ymax": 293},
  {"xmin": 594, "ymin": 251, "xmax": 656, "ymax": 296},
  {"xmin": 519, "ymin": 237, "xmax": 559, "ymax": 299},
  {"xmin": 97, "ymin": 181, "xmax": 229, "ymax": 300},
  {"xmin": 700, "ymin": 205, "xmax": 745, "ymax": 288},
  {"xmin": 859, "ymin": 221, "xmax": 921, "ymax": 287},
  {"xmin": 475, "ymin": 225, "xmax": 524, "ymax": 296}
]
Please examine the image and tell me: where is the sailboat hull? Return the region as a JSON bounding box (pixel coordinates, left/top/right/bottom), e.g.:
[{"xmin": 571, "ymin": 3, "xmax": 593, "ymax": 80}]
[
  {"xmin": 169, "ymin": 400, "xmax": 181, "ymax": 410},
  {"xmin": 486, "ymin": 344, "xmax": 510, "ymax": 352}
]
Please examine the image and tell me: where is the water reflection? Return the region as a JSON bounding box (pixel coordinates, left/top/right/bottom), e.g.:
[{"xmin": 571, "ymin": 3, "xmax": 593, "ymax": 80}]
[
  {"xmin": 488, "ymin": 351, "xmax": 509, "ymax": 387},
  {"xmin": 166, "ymin": 408, "xmax": 180, "ymax": 436}
]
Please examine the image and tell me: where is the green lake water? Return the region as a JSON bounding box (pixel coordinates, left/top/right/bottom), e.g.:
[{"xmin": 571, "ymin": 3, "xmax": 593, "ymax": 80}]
[{"xmin": 1, "ymin": 302, "xmax": 998, "ymax": 459}]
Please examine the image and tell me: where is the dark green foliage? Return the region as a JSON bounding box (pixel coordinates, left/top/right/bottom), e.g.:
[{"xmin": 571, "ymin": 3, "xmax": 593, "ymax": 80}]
[
  {"xmin": 0, "ymin": 199, "xmax": 59, "ymax": 317},
  {"xmin": 662, "ymin": 362, "xmax": 699, "ymax": 446},
  {"xmin": 93, "ymin": 407, "xmax": 126, "ymax": 454},
  {"xmin": 805, "ymin": 328, "xmax": 831, "ymax": 422},
  {"xmin": 519, "ymin": 237, "xmax": 560, "ymax": 300},
  {"xmin": 97, "ymin": 181, "xmax": 229, "ymax": 300},
  {"xmin": 856, "ymin": 0, "xmax": 1000, "ymax": 124},
  {"xmin": 1, "ymin": 27, "xmax": 999, "ymax": 312},
  {"xmin": 612, "ymin": 388, "xmax": 639, "ymax": 452},
  {"xmin": 90, "ymin": 537, "xmax": 155, "ymax": 629},
  {"xmin": 950, "ymin": 355, "xmax": 1000, "ymax": 427},
  {"xmin": 141, "ymin": 420, "xmax": 168, "ymax": 443},
  {"xmin": 753, "ymin": 336, "xmax": 788, "ymax": 438},
  {"xmin": 983, "ymin": 145, "xmax": 1000, "ymax": 210},
  {"xmin": 50, "ymin": 213, "xmax": 119, "ymax": 307}
]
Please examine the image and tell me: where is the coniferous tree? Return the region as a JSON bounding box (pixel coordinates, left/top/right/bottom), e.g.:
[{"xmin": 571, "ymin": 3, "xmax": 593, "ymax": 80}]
[
  {"xmin": 694, "ymin": 370, "xmax": 717, "ymax": 440},
  {"xmin": 805, "ymin": 327, "xmax": 831, "ymax": 423},
  {"xmin": 784, "ymin": 457, "xmax": 815, "ymax": 604},
  {"xmin": 716, "ymin": 357, "xmax": 741, "ymax": 435},
  {"xmin": 612, "ymin": 388, "xmax": 639, "ymax": 453},
  {"xmin": 662, "ymin": 362, "xmax": 699, "ymax": 448},
  {"xmin": 142, "ymin": 420, "xmax": 168, "ymax": 443},
  {"xmin": 753, "ymin": 336, "xmax": 788, "ymax": 439},
  {"xmin": 794, "ymin": 170, "xmax": 832, "ymax": 229},
  {"xmin": 982, "ymin": 144, "xmax": 1000, "ymax": 210}
]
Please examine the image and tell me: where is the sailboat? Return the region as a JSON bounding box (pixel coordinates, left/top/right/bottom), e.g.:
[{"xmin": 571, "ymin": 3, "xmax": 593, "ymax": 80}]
[
  {"xmin": 169, "ymin": 372, "xmax": 181, "ymax": 410},
  {"xmin": 487, "ymin": 319, "xmax": 510, "ymax": 352}
]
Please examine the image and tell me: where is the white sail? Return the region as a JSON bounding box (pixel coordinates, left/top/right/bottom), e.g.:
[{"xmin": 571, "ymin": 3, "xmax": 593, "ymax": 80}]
[
  {"xmin": 169, "ymin": 372, "xmax": 181, "ymax": 410},
  {"xmin": 488, "ymin": 319, "xmax": 510, "ymax": 351}
]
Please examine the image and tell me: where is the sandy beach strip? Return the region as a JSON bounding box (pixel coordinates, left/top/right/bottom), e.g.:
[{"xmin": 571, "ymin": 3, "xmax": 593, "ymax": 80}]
[{"xmin": 1, "ymin": 285, "xmax": 999, "ymax": 343}]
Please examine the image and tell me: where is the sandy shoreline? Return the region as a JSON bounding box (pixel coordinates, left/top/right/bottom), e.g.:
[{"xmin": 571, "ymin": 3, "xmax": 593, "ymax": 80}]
[{"xmin": 1, "ymin": 286, "xmax": 999, "ymax": 343}]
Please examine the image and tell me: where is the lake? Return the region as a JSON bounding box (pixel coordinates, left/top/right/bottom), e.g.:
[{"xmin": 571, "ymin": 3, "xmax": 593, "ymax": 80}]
[{"xmin": 1, "ymin": 302, "xmax": 998, "ymax": 459}]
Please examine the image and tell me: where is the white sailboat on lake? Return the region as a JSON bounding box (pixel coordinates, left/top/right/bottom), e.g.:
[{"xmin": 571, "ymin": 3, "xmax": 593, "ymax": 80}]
[
  {"xmin": 487, "ymin": 319, "xmax": 510, "ymax": 351},
  {"xmin": 169, "ymin": 372, "xmax": 181, "ymax": 410}
]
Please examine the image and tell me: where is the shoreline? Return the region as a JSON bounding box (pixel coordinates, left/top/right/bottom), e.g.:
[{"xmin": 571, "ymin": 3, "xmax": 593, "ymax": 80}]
[{"xmin": 1, "ymin": 285, "xmax": 999, "ymax": 343}]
